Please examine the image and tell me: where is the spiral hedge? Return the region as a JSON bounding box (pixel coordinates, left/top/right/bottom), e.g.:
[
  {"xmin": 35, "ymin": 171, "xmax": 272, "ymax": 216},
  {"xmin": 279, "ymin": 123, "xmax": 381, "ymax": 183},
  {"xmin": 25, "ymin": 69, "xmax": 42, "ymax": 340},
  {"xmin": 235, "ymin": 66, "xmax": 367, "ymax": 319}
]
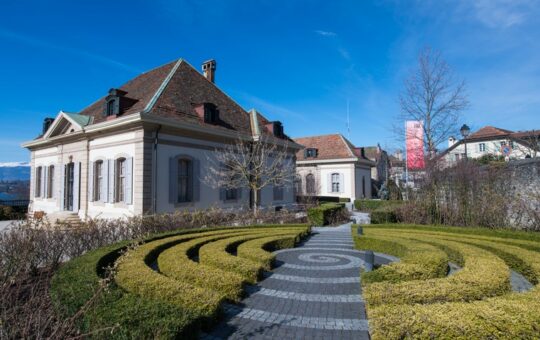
[
  {"xmin": 51, "ymin": 224, "xmax": 309, "ymax": 339},
  {"xmin": 354, "ymin": 224, "xmax": 540, "ymax": 339}
]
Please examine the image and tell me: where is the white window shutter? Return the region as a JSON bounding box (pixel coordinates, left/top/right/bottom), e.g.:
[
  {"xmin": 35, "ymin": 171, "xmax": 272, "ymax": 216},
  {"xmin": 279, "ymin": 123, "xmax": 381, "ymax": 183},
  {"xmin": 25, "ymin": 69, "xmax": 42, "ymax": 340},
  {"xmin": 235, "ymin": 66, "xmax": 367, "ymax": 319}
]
[
  {"xmin": 327, "ymin": 173, "xmax": 332, "ymax": 193},
  {"xmin": 73, "ymin": 162, "xmax": 80, "ymax": 212},
  {"xmin": 60, "ymin": 165, "xmax": 65, "ymax": 208},
  {"xmin": 54, "ymin": 164, "xmax": 61, "ymax": 199},
  {"xmin": 43, "ymin": 166, "xmax": 48, "ymax": 198},
  {"xmin": 108, "ymin": 159, "xmax": 115, "ymax": 203},
  {"xmin": 339, "ymin": 173, "xmax": 345, "ymax": 193},
  {"xmin": 40, "ymin": 168, "xmax": 45, "ymax": 198},
  {"xmin": 125, "ymin": 157, "xmax": 133, "ymax": 205},
  {"xmin": 88, "ymin": 161, "xmax": 94, "ymax": 202},
  {"xmin": 169, "ymin": 157, "xmax": 178, "ymax": 203},
  {"xmin": 102, "ymin": 160, "xmax": 109, "ymax": 203}
]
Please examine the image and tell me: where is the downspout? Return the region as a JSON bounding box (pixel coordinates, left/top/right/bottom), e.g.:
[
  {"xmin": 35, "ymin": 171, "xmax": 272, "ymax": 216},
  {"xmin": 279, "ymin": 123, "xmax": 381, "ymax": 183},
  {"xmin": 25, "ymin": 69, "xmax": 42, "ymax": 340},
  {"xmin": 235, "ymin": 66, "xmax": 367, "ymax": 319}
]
[{"xmin": 152, "ymin": 125, "xmax": 162, "ymax": 214}]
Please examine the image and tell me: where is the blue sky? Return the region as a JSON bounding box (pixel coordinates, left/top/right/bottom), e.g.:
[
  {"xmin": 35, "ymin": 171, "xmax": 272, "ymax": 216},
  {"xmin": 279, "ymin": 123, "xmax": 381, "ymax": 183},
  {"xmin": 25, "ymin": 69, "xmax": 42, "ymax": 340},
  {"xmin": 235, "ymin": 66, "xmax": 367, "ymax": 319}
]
[{"xmin": 1, "ymin": 0, "xmax": 540, "ymax": 162}]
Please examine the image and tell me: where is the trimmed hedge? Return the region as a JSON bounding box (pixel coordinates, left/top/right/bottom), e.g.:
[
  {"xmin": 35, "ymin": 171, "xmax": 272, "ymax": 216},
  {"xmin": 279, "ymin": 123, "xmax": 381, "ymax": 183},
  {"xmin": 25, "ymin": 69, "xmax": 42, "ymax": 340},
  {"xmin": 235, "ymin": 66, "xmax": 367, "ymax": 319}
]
[
  {"xmin": 353, "ymin": 199, "xmax": 403, "ymax": 212},
  {"xmin": 370, "ymin": 206, "xmax": 399, "ymax": 224},
  {"xmin": 198, "ymin": 229, "xmax": 306, "ymax": 283},
  {"xmin": 354, "ymin": 234, "xmax": 448, "ymax": 284},
  {"xmin": 307, "ymin": 203, "xmax": 346, "ymax": 226},
  {"xmin": 362, "ymin": 233, "xmax": 511, "ymax": 306},
  {"xmin": 51, "ymin": 224, "xmax": 309, "ymax": 339},
  {"xmin": 356, "ymin": 224, "xmax": 540, "ymax": 339},
  {"xmin": 50, "ymin": 240, "xmax": 199, "ymax": 339}
]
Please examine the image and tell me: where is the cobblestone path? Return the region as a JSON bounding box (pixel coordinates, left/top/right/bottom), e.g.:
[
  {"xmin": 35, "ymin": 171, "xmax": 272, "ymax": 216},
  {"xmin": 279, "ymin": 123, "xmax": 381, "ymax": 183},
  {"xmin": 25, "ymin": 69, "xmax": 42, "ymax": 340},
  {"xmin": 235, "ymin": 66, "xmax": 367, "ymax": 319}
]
[{"xmin": 203, "ymin": 223, "xmax": 370, "ymax": 339}]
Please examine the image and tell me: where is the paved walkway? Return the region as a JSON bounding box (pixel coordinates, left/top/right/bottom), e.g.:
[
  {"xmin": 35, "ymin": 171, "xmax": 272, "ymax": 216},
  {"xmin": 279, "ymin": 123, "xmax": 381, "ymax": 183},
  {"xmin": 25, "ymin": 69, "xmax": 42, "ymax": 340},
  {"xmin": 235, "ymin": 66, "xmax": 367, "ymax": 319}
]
[{"xmin": 204, "ymin": 223, "xmax": 370, "ymax": 339}]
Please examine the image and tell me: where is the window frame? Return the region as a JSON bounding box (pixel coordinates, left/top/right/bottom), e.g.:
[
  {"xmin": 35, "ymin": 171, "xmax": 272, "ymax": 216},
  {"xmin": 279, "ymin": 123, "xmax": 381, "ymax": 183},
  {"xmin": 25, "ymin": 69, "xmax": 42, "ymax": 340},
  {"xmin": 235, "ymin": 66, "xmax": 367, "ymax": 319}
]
[
  {"xmin": 94, "ymin": 160, "xmax": 104, "ymax": 201},
  {"xmin": 177, "ymin": 158, "xmax": 193, "ymax": 203},
  {"xmin": 115, "ymin": 158, "xmax": 126, "ymax": 203},
  {"xmin": 306, "ymin": 173, "xmax": 316, "ymax": 194},
  {"xmin": 331, "ymin": 173, "xmax": 340, "ymax": 193},
  {"xmin": 479, "ymin": 143, "xmax": 486, "ymax": 152}
]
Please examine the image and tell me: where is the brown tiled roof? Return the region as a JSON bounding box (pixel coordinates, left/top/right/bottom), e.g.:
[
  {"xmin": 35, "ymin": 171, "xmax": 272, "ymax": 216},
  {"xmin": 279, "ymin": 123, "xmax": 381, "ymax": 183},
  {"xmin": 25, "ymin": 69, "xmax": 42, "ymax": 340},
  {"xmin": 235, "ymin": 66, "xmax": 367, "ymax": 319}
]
[
  {"xmin": 468, "ymin": 126, "xmax": 513, "ymax": 140},
  {"xmin": 79, "ymin": 60, "xmax": 177, "ymax": 124},
  {"xmin": 294, "ymin": 134, "xmax": 357, "ymax": 161},
  {"xmin": 76, "ymin": 58, "xmax": 280, "ymax": 136},
  {"xmin": 358, "ymin": 146, "xmax": 379, "ymax": 161}
]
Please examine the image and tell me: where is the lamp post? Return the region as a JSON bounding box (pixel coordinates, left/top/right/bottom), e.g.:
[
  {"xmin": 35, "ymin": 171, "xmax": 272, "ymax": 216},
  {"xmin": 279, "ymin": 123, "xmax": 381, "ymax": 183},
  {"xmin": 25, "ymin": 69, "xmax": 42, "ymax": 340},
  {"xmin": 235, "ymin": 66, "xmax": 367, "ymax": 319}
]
[{"xmin": 460, "ymin": 124, "xmax": 471, "ymax": 161}]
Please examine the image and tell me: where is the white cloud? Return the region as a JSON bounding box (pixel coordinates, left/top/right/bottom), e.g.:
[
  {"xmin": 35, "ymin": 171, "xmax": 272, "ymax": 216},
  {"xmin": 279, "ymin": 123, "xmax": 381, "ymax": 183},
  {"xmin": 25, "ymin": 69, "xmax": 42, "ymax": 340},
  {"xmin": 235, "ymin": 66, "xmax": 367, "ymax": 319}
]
[
  {"xmin": 0, "ymin": 29, "xmax": 140, "ymax": 73},
  {"xmin": 314, "ymin": 30, "xmax": 337, "ymax": 37},
  {"xmin": 464, "ymin": 0, "xmax": 538, "ymax": 29},
  {"xmin": 0, "ymin": 162, "xmax": 29, "ymax": 167}
]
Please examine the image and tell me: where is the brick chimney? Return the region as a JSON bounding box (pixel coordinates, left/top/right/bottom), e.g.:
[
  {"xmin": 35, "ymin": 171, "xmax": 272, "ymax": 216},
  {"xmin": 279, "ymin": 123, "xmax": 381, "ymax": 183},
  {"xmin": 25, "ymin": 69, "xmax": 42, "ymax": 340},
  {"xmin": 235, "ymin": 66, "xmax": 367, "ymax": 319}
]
[{"xmin": 202, "ymin": 59, "xmax": 216, "ymax": 83}]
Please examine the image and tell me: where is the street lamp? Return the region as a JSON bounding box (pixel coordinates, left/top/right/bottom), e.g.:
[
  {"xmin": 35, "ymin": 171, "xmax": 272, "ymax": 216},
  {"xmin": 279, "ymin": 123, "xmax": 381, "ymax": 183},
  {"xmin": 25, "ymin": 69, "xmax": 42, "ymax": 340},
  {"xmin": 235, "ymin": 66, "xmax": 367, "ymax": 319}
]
[{"xmin": 460, "ymin": 124, "xmax": 471, "ymax": 160}]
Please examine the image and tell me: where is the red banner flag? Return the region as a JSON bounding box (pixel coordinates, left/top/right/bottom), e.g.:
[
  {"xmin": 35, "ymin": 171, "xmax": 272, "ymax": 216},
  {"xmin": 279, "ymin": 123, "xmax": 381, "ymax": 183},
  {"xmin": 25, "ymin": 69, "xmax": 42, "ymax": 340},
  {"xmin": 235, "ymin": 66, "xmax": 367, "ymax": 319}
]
[{"xmin": 406, "ymin": 121, "xmax": 425, "ymax": 170}]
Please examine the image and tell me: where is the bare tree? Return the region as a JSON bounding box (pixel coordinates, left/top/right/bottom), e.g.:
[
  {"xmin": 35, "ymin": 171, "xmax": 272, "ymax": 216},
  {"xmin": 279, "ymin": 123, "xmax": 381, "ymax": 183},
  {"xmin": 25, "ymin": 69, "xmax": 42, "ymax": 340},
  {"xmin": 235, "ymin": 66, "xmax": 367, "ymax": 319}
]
[
  {"xmin": 512, "ymin": 130, "xmax": 540, "ymax": 158},
  {"xmin": 203, "ymin": 135, "xmax": 296, "ymax": 216},
  {"xmin": 396, "ymin": 47, "xmax": 469, "ymax": 158}
]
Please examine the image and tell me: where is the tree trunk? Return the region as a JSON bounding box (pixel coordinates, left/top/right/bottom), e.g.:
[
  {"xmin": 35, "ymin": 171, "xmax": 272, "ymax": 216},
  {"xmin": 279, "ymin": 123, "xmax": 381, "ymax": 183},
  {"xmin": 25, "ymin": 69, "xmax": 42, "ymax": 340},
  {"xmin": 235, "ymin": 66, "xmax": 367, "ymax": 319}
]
[{"xmin": 252, "ymin": 189, "xmax": 258, "ymax": 217}]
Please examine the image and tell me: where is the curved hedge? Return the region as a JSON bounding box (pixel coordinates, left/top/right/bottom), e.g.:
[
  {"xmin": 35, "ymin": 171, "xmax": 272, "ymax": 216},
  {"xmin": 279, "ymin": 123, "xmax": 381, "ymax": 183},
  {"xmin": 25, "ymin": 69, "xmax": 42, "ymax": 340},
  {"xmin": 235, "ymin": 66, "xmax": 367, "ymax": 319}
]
[
  {"xmin": 363, "ymin": 232, "xmax": 511, "ymax": 306},
  {"xmin": 356, "ymin": 224, "xmax": 540, "ymax": 339},
  {"xmin": 51, "ymin": 224, "xmax": 309, "ymax": 339},
  {"xmin": 354, "ymin": 234, "xmax": 449, "ymax": 284}
]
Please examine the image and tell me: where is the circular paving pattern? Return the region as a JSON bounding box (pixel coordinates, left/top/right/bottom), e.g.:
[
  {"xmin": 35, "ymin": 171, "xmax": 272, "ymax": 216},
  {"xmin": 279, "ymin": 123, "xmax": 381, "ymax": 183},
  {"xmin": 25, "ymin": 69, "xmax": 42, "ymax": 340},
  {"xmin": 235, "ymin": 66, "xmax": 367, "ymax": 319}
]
[{"xmin": 203, "ymin": 223, "xmax": 370, "ymax": 340}]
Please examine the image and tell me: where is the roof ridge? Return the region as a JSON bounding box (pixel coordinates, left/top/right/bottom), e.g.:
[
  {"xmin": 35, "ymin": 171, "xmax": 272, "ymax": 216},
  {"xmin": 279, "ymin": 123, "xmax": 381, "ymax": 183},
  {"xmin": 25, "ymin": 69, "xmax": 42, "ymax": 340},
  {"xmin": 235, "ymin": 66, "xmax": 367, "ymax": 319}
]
[
  {"xmin": 143, "ymin": 58, "xmax": 183, "ymax": 113},
  {"xmin": 338, "ymin": 134, "xmax": 357, "ymax": 158},
  {"xmin": 293, "ymin": 133, "xmax": 343, "ymax": 140}
]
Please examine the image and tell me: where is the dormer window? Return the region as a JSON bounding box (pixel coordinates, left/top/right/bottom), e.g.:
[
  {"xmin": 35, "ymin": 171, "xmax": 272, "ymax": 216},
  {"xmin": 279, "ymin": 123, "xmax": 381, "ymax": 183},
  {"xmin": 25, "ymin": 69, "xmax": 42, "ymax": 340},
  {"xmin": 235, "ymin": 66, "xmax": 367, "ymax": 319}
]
[
  {"xmin": 273, "ymin": 121, "xmax": 284, "ymax": 138},
  {"xmin": 106, "ymin": 99, "xmax": 116, "ymax": 116},
  {"xmin": 266, "ymin": 121, "xmax": 284, "ymax": 138},
  {"xmin": 204, "ymin": 103, "xmax": 219, "ymax": 124},
  {"xmin": 305, "ymin": 148, "xmax": 318, "ymax": 158},
  {"xmin": 103, "ymin": 88, "xmax": 137, "ymax": 118}
]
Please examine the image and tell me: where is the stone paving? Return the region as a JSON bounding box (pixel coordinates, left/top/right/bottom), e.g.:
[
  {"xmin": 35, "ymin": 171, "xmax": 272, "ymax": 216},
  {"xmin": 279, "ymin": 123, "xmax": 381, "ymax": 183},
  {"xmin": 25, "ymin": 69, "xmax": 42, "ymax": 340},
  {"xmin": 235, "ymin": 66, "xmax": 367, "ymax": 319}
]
[{"xmin": 202, "ymin": 223, "xmax": 372, "ymax": 339}]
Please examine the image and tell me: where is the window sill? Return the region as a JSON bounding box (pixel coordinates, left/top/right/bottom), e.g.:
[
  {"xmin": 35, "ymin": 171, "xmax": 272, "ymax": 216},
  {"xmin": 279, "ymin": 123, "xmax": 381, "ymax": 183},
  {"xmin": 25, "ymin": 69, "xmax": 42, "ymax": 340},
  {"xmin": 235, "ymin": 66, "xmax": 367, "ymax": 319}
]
[
  {"xmin": 91, "ymin": 201, "xmax": 106, "ymax": 207},
  {"xmin": 174, "ymin": 201, "xmax": 195, "ymax": 208},
  {"xmin": 114, "ymin": 202, "xmax": 130, "ymax": 208}
]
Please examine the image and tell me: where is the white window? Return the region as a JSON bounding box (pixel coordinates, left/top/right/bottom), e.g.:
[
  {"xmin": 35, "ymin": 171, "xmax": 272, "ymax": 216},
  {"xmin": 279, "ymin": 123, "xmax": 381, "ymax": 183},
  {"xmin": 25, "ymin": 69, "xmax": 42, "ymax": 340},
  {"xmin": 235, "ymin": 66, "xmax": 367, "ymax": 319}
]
[
  {"xmin": 331, "ymin": 173, "xmax": 340, "ymax": 193},
  {"xmin": 479, "ymin": 143, "xmax": 486, "ymax": 152},
  {"xmin": 454, "ymin": 154, "xmax": 460, "ymax": 161},
  {"xmin": 47, "ymin": 165, "xmax": 54, "ymax": 198},
  {"xmin": 35, "ymin": 166, "xmax": 42, "ymax": 197},
  {"xmin": 94, "ymin": 160, "xmax": 103, "ymax": 201},
  {"xmin": 116, "ymin": 158, "xmax": 126, "ymax": 202},
  {"xmin": 177, "ymin": 158, "xmax": 192, "ymax": 203}
]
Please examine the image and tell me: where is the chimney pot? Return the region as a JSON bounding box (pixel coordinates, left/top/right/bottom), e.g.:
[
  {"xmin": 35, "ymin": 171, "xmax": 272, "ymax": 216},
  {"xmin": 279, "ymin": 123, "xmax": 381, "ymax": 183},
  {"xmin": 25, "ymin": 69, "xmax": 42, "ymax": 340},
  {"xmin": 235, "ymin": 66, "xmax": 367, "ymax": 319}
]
[
  {"xmin": 202, "ymin": 59, "xmax": 216, "ymax": 83},
  {"xmin": 42, "ymin": 117, "xmax": 54, "ymax": 135}
]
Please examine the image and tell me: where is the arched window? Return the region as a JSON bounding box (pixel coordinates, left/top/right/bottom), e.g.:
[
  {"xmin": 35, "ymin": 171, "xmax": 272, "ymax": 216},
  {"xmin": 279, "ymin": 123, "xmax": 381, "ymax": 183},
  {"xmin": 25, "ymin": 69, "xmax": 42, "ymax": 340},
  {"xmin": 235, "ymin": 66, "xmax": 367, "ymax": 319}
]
[
  {"xmin": 331, "ymin": 173, "xmax": 340, "ymax": 193},
  {"xmin": 177, "ymin": 158, "xmax": 193, "ymax": 203},
  {"xmin": 294, "ymin": 176, "xmax": 302, "ymax": 195},
  {"xmin": 94, "ymin": 160, "xmax": 104, "ymax": 201},
  {"xmin": 306, "ymin": 173, "xmax": 316, "ymax": 195},
  {"xmin": 116, "ymin": 158, "xmax": 126, "ymax": 202},
  {"xmin": 47, "ymin": 165, "xmax": 55, "ymax": 198}
]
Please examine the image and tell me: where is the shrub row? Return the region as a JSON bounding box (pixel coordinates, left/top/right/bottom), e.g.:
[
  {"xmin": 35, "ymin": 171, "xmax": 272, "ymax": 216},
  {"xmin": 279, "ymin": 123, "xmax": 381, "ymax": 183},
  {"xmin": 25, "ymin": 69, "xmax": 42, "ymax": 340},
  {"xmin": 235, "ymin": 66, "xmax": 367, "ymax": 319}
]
[
  {"xmin": 198, "ymin": 227, "xmax": 308, "ymax": 283},
  {"xmin": 361, "ymin": 230, "xmax": 511, "ymax": 306},
  {"xmin": 236, "ymin": 226, "xmax": 310, "ymax": 270},
  {"xmin": 52, "ymin": 224, "xmax": 308, "ymax": 338},
  {"xmin": 353, "ymin": 233, "xmax": 448, "ymax": 284},
  {"xmin": 307, "ymin": 203, "xmax": 346, "ymax": 226},
  {"xmin": 364, "ymin": 226, "xmax": 540, "ymax": 339},
  {"xmin": 50, "ymin": 240, "xmax": 199, "ymax": 339},
  {"xmin": 353, "ymin": 199, "xmax": 403, "ymax": 212}
]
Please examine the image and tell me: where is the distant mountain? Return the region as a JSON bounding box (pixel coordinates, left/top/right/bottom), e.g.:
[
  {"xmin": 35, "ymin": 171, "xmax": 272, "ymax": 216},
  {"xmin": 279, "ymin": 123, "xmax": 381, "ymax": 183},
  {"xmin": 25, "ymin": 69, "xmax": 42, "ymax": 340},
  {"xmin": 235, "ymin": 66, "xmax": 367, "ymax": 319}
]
[{"xmin": 0, "ymin": 162, "xmax": 30, "ymax": 181}]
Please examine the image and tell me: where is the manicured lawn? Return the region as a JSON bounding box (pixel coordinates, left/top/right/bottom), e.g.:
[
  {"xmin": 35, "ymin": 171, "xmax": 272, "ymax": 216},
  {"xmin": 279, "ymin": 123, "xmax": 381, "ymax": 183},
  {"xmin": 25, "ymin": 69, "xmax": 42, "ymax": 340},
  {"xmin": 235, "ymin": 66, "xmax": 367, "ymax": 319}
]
[
  {"xmin": 354, "ymin": 224, "xmax": 540, "ymax": 339},
  {"xmin": 50, "ymin": 224, "xmax": 310, "ymax": 339}
]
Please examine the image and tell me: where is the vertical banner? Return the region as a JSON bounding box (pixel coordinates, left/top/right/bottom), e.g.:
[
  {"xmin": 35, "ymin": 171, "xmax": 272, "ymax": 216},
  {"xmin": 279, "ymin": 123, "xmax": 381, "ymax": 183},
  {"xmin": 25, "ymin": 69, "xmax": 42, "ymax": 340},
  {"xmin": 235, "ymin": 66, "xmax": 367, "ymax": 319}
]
[{"xmin": 406, "ymin": 121, "xmax": 425, "ymax": 170}]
